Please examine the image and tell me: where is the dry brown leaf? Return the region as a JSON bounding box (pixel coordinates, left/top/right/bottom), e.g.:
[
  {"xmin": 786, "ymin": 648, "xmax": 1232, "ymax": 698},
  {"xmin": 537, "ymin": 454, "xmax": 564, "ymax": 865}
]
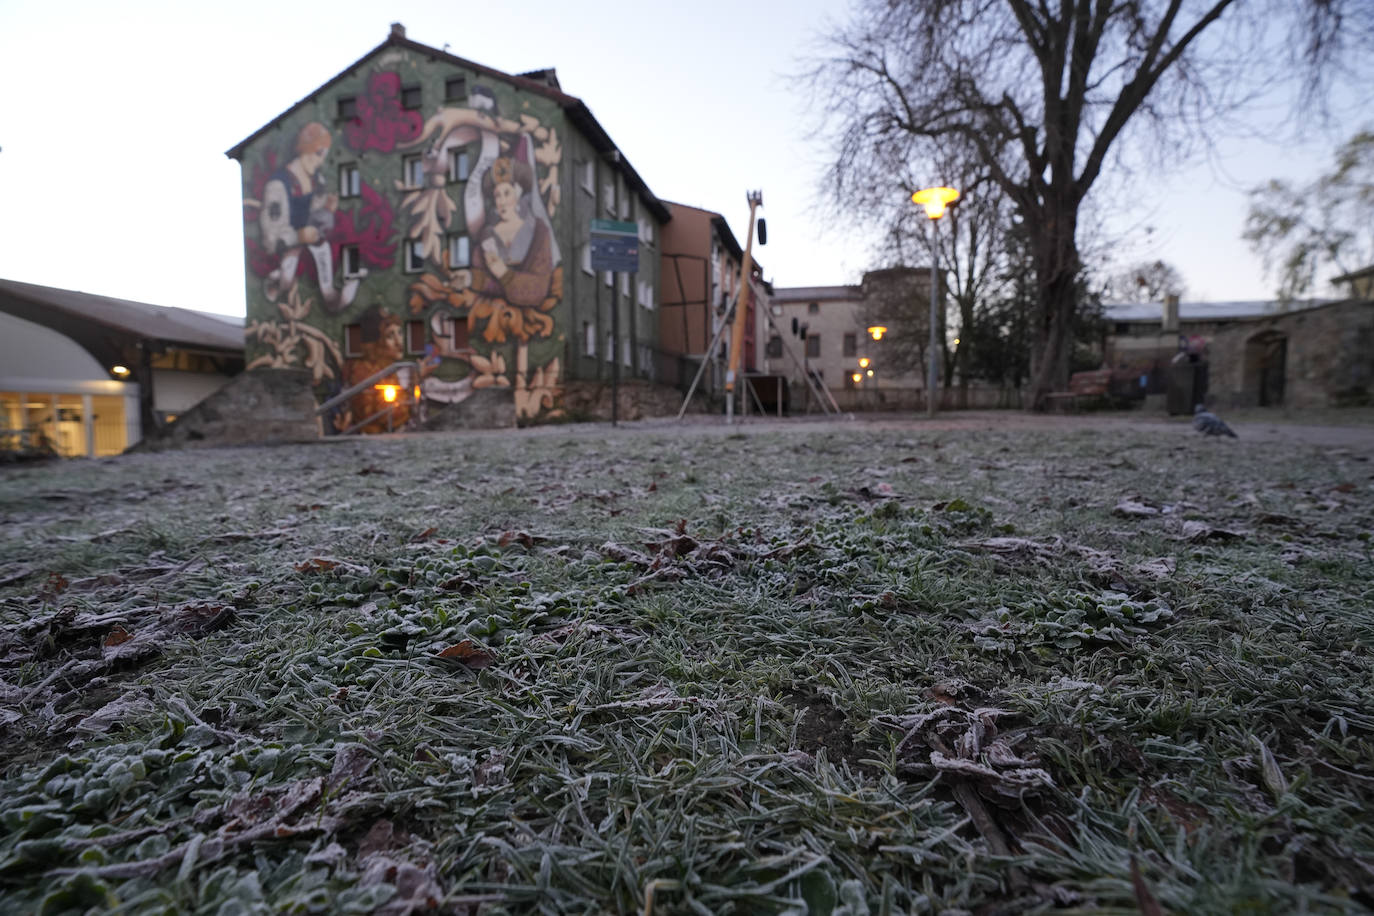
[
  {"xmin": 295, "ymin": 558, "xmax": 341, "ymax": 573},
  {"xmin": 103, "ymin": 625, "xmax": 133, "ymax": 648},
  {"xmin": 497, "ymin": 530, "xmax": 536, "ymax": 549},
  {"xmin": 411, "ymin": 526, "xmax": 437, "ymax": 542},
  {"xmin": 436, "ymin": 639, "xmax": 496, "ymax": 668}
]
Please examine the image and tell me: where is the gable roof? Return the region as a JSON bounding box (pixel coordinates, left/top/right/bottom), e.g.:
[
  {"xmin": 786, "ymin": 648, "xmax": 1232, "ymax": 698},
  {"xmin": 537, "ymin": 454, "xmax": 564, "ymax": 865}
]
[{"xmin": 225, "ymin": 29, "xmax": 671, "ymax": 223}]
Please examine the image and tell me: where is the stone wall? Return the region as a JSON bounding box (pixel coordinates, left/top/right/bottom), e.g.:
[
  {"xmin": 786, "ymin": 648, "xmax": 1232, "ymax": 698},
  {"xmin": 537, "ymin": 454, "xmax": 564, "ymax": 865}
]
[
  {"xmin": 561, "ymin": 380, "xmax": 709, "ymax": 422},
  {"xmin": 1210, "ymin": 300, "xmax": 1374, "ymax": 408},
  {"xmin": 131, "ymin": 368, "xmax": 321, "ymax": 451}
]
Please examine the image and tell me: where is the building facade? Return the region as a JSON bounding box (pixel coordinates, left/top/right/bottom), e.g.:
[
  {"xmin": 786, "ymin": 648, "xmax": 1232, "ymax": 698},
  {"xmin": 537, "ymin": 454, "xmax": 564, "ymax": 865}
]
[
  {"xmin": 227, "ymin": 25, "xmax": 670, "ymax": 429},
  {"xmin": 658, "ymin": 202, "xmax": 764, "ymax": 397}
]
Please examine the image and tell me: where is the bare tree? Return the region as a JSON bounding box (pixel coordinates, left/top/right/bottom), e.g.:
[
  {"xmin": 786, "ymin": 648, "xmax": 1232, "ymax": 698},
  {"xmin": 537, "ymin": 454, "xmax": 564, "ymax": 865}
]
[
  {"xmin": 808, "ymin": 0, "xmax": 1369, "ymax": 408},
  {"xmin": 1102, "ymin": 259, "xmax": 1186, "ymax": 303},
  {"xmin": 1245, "ymin": 129, "xmax": 1374, "ymax": 302}
]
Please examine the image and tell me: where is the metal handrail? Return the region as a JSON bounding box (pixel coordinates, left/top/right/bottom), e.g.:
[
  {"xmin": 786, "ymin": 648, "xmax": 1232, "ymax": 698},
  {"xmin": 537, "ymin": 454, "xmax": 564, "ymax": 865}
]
[{"xmin": 315, "ymin": 361, "xmax": 420, "ymax": 416}]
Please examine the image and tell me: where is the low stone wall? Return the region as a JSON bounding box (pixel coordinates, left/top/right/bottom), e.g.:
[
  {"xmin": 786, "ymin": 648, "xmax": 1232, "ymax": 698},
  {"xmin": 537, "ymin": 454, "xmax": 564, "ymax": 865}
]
[
  {"xmin": 422, "ymin": 388, "xmax": 517, "ymax": 430},
  {"xmin": 131, "ymin": 368, "xmax": 321, "ymax": 451},
  {"xmin": 560, "ymin": 380, "xmax": 710, "ymax": 422}
]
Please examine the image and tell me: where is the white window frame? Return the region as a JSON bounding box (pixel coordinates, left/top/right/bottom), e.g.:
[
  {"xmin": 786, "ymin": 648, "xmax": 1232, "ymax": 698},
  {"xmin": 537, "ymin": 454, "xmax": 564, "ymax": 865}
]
[
  {"xmin": 622, "ymin": 336, "xmax": 632, "ymax": 367},
  {"xmin": 583, "ymin": 321, "xmax": 596, "ymax": 356},
  {"xmin": 602, "ymin": 181, "xmax": 615, "ymax": 215},
  {"xmin": 618, "ymin": 273, "xmax": 630, "ymax": 296},
  {"xmin": 581, "ymin": 161, "xmax": 594, "ymax": 194},
  {"xmin": 448, "ymin": 148, "xmax": 470, "ymax": 183},
  {"xmin": 405, "ymin": 239, "xmax": 425, "ymax": 273},
  {"xmin": 580, "ymin": 244, "xmax": 593, "ymax": 275},
  {"xmin": 448, "ymin": 235, "xmax": 470, "ymax": 268},
  {"xmin": 604, "ymin": 329, "xmax": 614, "ymax": 362},
  {"xmin": 403, "ymin": 154, "xmax": 425, "ymax": 189},
  {"xmin": 342, "ymin": 245, "xmax": 364, "ymax": 278},
  {"xmin": 603, "ymin": 269, "xmax": 613, "ymax": 288},
  {"xmin": 619, "ymin": 196, "xmax": 630, "ymax": 220},
  {"xmin": 340, "ymin": 164, "xmax": 360, "ymax": 198}
]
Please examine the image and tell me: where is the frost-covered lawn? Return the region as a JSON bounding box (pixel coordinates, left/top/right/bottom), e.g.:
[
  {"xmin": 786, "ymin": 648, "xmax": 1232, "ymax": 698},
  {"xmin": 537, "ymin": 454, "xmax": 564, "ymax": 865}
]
[{"xmin": 2, "ymin": 416, "xmax": 1372, "ymax": 914}]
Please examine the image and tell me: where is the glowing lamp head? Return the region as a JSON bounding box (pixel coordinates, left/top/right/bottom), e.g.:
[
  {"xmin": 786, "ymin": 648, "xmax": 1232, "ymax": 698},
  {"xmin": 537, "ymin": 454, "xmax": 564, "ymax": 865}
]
[
  {"xmin": 911, "ymin": 186, "xmax": 960, "ymax": 220},
  {"xmin": 111, "ymin": 365, "xmax": 130, "ymax": 377},
  {"xmin": 375, "ymin": 383, "xmax": 400, "ymax": 403},
  {"xmin": 858, "ymin": 357, "xmax": 871, "ymax": 368},
  {"xmin": 851, "ymin": 372, "xmax": 862, "ymax": 384},
  {"xmin": 867, "ymin": 326, "xmax": 887, "ymax": 341},
  {"xmin": 866, "ymin": 369, "xmax": 874, "ymax": 378}
]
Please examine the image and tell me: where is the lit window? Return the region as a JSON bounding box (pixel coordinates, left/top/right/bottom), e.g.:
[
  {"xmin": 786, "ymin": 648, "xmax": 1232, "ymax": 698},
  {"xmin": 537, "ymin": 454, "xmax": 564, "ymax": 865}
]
[
  {"xmin": 448, "ymin": 148, "xmax": 470, "ymax": 182},
  {"xmin": 340, "ymin": 164, "xmax": 360, "ymax": 198},
  {"xmin": 405, "ymin": 239, "xmax": 425, "ymax": 272},
  {"xmin": 342, "ymin": 245, "xmax": 364, "ymax": 278},
  {"xmin": 445, "ymin": 76, "xmax": 467, "ymax": 101},
  {"xmin": 448, "ymin": 235, "xmax": 470, "ymax": 268},
  {"xmin": 337, "ymin": 96, "xmax": 357, "ymax": 120},
  {"xmin": 403, "ymin": 155, "xmax": 425, "ymax": 188},
  {"xmin": 401, "ymin": 85, "xmax": 422, "ymax": 110}
]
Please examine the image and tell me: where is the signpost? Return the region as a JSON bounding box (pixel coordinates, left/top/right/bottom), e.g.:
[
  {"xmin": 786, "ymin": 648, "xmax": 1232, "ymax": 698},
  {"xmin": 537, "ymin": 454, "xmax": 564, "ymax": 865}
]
[{"xmin": 590, "ymin": 219, "xmax": 639, "ymax": 426}]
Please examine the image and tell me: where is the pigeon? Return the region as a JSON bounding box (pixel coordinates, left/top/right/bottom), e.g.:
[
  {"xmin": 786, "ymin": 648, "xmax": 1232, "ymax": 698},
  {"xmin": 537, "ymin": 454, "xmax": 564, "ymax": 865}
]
[{"xmin": 1193, "ymin": 404, "xmax": 1237, "ymax": 438}]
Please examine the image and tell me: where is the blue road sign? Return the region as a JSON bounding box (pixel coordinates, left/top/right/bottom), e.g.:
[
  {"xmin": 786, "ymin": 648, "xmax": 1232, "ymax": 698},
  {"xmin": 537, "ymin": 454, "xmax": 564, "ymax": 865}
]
[{"xmin": 590, "ymin": 219, "xmax": 640, "ymax": 273}]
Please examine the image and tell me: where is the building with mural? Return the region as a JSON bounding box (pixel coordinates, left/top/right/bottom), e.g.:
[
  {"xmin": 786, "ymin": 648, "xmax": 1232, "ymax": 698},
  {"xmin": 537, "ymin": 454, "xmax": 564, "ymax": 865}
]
[{"xmin": 227, "ymin": 24, "xmax": 670, "ymax": 430}]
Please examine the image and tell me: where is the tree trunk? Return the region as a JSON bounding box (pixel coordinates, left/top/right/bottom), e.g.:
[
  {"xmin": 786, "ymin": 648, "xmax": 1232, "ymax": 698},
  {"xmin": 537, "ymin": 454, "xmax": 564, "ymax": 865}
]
[{"xmin": 1026, "ymin": 207, "xmax": 1079, "ymax": 410}]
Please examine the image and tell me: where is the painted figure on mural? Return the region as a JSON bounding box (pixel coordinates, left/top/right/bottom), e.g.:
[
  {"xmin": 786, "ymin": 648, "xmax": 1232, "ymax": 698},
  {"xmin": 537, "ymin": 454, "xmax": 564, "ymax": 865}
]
[
  {"xmin": 259, "ymin": 122, "xmax": 363, "ymax": 312},
  {"xmin": 471, "ymin": 156, "xmax": 555, "ymax": 316},
  {"xmin": 337, "ymin": 306, "xmax": 434, "ymax": 434}
]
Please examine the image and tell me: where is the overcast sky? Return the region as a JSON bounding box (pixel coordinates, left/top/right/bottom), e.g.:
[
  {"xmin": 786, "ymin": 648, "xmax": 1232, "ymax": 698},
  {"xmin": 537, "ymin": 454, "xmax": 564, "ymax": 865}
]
[{"xmin": 0, "ymin": 0, "xmax": 1360, "ymax": 317}]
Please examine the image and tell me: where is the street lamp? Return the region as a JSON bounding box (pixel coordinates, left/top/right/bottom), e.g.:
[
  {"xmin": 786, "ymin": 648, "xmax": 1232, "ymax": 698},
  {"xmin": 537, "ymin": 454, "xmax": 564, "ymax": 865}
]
[
  {"xmin": 866, "ymin": 326, "xmax": 887, "ymax": 341},
  {"xmin": 911, "ymin": 186, "xmax": 960, "ymax": 417}
]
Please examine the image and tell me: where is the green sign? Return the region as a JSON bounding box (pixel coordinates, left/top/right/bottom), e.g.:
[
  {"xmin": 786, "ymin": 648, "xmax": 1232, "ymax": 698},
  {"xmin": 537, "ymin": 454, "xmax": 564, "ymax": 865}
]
[{"xmin": 590, "ymin": 219, "xmax": 638, "ymax": 236}]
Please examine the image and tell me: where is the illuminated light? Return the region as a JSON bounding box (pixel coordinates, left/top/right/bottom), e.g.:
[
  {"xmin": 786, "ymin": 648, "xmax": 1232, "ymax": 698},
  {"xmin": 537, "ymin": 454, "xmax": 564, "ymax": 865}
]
[
  {"xmin": 858, "ymin": 357, "xmax": 871, "ymax": 368},
  {"xmin": 851, "ymin": 372, "xmax": 862, "ymax": 384},
  {"xmin": 111, "ymin": 365, "xmax": 130, "ymax": 376},
  {"xmin": 866, "ymin": 369, "xmax": 874, "ymax": 377},
  {"xmin": 413, "ymin": 386, "xmax": 421, "ymax": 400},
  {"xmin": 375, "ymin": 384, "xmax": 400, "ymax": 403},
  {"xmin": 867, "ymin": 326, "xmax": 887, "ymax": 341},
  {"xmin": 911, "ymin": 186, "xmax": 960, "ymax": 220},
  {"xmin": 953, "ymin": 338, "xmax": 961, "ymax": 346}
]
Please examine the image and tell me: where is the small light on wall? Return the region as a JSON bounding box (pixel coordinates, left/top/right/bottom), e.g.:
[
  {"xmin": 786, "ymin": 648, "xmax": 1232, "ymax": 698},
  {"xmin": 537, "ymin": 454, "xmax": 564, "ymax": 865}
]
[
  {"xmin": 866, "ymin": 369, "xmax": 874, "ymax": 377},
  {"xmin": 851, "ymin": 372, "xmax": 862, "ymax": 384},
  {"xmin": 111, "ymin": 365, "xmax": 130, "ymax": 377},
  {"xmin": 953, "ymin": 337, "xmax": 961, "ymax": 346},
  {"xmin": 858, "ymin": 357, "xmax": 871, "ymax": 368},
  {"xmin": 375, "ymin": 384, "xmax": 400, "ymax": 403},
  {"xmin": 413, "ymin": 385, "xmax": 421, "ymax": 400},
  {"xmin": 867, "ymin": 326, "xmax": 887, "ymax": 341}
]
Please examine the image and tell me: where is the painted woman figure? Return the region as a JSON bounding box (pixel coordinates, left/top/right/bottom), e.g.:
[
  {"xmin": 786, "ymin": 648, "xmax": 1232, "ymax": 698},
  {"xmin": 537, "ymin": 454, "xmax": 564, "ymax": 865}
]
[
  {"xmin": 258, "ymin": 122, "xmax": 361, "ymax": 312},
  {"xmin": 468, "ymin": 155, "xmax": 556, "ymax": 322}
]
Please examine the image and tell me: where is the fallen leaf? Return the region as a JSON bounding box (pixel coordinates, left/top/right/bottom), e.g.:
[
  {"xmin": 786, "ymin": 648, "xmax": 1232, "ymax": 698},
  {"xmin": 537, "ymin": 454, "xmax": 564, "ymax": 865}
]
[
  {"xmin": 497, "ymin": 530, "xmax": 536, "ymax": 549},
  {"xmin": 103, "ymin": 625, "xmax": 133, "ymax": 647},
  {"xmin": 436, "ymin": 640, "xmax": 496, "ymax": 668},
  {"xmin": 411, "ymin": 527, "xmax": 437, "ymax": 542},
  {"xmin": 295, "ymin": 558, "xmax": 341, "ymax": 573},
  {"xmin": 1251, "ymin": 735, "xmax": 1288, "ymax": 801},
  {"xmin": 1331, "ymin": 482, "xmax": 1357, "ymax": 493}
]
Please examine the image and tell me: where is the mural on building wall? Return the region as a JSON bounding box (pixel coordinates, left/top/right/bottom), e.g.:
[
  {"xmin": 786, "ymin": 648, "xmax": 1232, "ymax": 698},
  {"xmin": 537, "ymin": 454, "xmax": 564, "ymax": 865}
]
[
  {"xmin": 402, "ymin": 84, "xmax": 565, "ymax": 421},
  {"xmin": 241, "ymin": 62, "xmax": 567, "ymax": 429}
]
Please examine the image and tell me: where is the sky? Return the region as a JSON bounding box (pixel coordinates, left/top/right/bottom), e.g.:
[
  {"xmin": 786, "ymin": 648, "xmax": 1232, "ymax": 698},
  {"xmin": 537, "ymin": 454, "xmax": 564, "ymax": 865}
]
[{"xmin": 0, "ymin": 0, "xmax": 1363, "ymax": 318}]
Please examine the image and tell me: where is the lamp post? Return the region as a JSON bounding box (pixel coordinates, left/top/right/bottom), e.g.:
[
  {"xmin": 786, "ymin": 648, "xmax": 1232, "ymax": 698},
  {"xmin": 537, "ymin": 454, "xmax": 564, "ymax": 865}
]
[{"xmin": 911, "ymin": 186, "xmax": 959, "ymax": 417}]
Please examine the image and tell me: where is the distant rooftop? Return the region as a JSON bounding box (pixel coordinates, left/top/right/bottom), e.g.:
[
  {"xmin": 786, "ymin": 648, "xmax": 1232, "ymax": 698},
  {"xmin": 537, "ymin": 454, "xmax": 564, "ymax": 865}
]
[{"xmin": 771, "ymin": 285, "xmax": 864, "ymax": 303}]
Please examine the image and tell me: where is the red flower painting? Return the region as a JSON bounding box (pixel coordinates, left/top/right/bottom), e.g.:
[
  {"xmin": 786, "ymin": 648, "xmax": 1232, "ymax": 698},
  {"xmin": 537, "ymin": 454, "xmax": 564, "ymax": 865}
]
[{"xmin": 344, "ymin": 72, "xmax": 423, "ymax": 154}]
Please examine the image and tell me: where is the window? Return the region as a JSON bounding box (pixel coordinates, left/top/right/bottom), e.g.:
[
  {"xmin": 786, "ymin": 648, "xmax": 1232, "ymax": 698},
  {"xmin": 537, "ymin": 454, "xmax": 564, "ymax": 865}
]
[
  {"xmin": 581, "ymin": 161, "xmax": 594, "ymax": 193},
  {"xmin": 604, "ymin": 330, "xmax": 614, "ymax": 362},
  {"xmin": 337, "ymin": 96, "xmax": 357, "ymax": 120},
  {"xmin": 580, "ymin": 244, "xmax": 593, "ymax": 275},
  {"xmin": 619, "ymin": 196, "xmax": 630, "ymax": 220},
  {"xmin": 603, "ymin": 270, "xmax": 612, "ymax": 288},
  {"xmin": 401, "ymin": 85, "xmax": 422, "ymax": 110},
  {"xmin": 843, "ymin": 333, "xmax": 857, "ymax": 357},
  {"xmin": 406, "ymin": 321, "xmax": 426, "ymax": 354},
  {"xmin": 445, "ymin": 76, "xmax": 467, "ymax": 101},
  {"xmin": 403, "ymin": 155, "xmax": 424, "ymax": 189},
  {"xmin": 344, "ymin": 324, "xmax": 363, "ymax": 357},
  {"xmin": 808, "ymin": 302, "xmax": 820, "ymax": 315},
  {"xmin": 637, "ymin": 280, "xmax": 655, "ymax": 309},
  {"xmin": 638, "ymin": 218, "xmax": 654, "ymax": 245},
  {"xmin": 448, "ymin": 148, "xmax": 470, "ymax": 182},
  {"xmin": 766, "ymin": 336, "xmax": 783, "ymax": 358},
  {"xmin": 602, "ymin": 181, "xmax": 615, "ymax": 214},
  {"xmin": 618, "ymin": 273, "xmax": 629, "ymax": 296},
  {"xmin": 622, "ymin": 337, "xmax": 632, "ymax": 366},
  {"xmin": 405, "ymin": 239, "xmax": 425, "ymax": 272},
  {"xmin": 339, "ymin": 164, "xmax": 360, "ymax": 198},
  {"xmin": 448, "ymin": 235, "xmax": 470, "ymax": 268},
  {"xmin": 806, "ymin": 335, "xmax": 821, "ymax": 358},
  {"xmin": 445, "ymin": 314, "xmax": 470, "ymax": 351},
  {"xmin": 583, "ymin": 321, "xmax": 595, "ymax": 356},
  {"xmin": 342, "ymin": 245, "xmax": 363, "ymax": 278}
]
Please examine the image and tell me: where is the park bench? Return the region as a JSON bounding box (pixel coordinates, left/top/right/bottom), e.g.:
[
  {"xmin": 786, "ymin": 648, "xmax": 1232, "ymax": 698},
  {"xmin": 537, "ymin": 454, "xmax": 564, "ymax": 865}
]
[{"xmin": 1044, "ymin": 369, "xmax": 1112, "ymax": 412}]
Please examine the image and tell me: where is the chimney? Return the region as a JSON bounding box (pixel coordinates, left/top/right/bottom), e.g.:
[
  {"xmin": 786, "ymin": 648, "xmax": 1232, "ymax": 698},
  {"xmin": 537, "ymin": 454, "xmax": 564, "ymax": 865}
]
[
  {"xmin": 1163, "ymin": 293, "xmax": 1179, "ymax": 333},
  {"xmin": 390, "ymin": 22, "xmax": 406, "ymax": 39}
]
